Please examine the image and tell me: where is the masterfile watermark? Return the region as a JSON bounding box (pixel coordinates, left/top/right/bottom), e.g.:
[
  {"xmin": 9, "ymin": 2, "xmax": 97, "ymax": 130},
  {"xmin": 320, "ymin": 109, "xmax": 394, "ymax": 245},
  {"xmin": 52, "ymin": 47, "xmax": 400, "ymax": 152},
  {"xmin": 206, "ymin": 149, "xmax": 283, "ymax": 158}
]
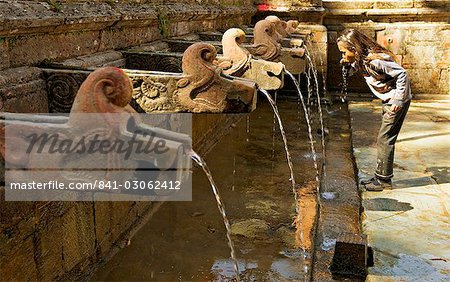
[
  {"xmin": 25, "ymin": 130, "xmax": 170, "ymax": 160},
  {"xmin": 3, "ymin": 112, "xmax": 193, "ymax": 201}
]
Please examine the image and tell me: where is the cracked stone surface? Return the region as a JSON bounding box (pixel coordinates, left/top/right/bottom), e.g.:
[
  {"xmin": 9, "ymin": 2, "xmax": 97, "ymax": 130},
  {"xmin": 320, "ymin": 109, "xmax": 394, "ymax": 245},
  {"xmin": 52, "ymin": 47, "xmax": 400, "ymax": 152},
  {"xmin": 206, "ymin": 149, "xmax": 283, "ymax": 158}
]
[{"xmin": 349, "ymin": 101, "xmax": 450, "ymax": 281}]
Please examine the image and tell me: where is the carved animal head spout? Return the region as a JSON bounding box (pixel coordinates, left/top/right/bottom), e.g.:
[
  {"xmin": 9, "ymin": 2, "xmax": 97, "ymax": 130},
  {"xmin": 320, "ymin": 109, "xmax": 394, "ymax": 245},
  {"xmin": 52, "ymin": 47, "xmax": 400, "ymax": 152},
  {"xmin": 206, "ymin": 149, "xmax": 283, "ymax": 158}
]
[
  {"xmin": 286, "ymin": 20, "xmax": 299, "ymax": 35},
  {"xmin": 221, "ymin": 28, "xmax": 252, "ymax": 77},
  {"xmin": 250, "ymin": 19, "xmax": 282, "ymax": 62},
  {"xmin": 176, "ymin": 43, "xmax": 257, "ymax": 113},
  {"xmin": 1, "ymin": 67, "xmax": 191, "ymax": 200},
  {"xmin": 221, "ymin": 28, "xmax": 284, "ymax": 91},
  {"xmin": 265, "ymin": 15, "xmax": 288, "ymax": 41},
  {"xmin": 71, "ymin": 67, "xmax": 135, "ymax": 114}
]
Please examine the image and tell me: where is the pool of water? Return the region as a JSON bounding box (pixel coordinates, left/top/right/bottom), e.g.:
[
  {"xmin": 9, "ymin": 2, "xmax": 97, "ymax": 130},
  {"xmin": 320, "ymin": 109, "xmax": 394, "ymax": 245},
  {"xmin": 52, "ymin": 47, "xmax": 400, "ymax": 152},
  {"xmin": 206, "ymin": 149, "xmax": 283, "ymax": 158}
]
[{"xmin": 91, "ymin": 98, "xmax": 324, "ymax": 281}]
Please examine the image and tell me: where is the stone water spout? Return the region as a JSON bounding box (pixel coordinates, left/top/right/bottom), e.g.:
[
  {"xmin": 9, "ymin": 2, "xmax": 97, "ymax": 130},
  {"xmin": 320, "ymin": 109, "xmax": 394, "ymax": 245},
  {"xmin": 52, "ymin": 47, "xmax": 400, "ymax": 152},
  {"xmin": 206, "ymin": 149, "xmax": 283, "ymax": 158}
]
[
  {"xmin": 1, "ymin": 67, "xmax": 192, "ymax": 200},
  {"xmin": 131, "ymin": 43, "xmax": 257, "ymax": 113},
  {"xmin": 286, "ymin": 20, "xmax": 300, "ymax": 36},
  {"xmin": 43, "ymin": 43, "xmax": 257, "ymax": 114},
  {"xmin": 265, "ymin": 15, "xmax": 288, "ymax": 42},
  {"xmin": 248, "ymin": 19, "xmax": 306, "ymax": 75},
  {"xmin": 221, "ymin": 28, "xmax": 284, "ymax": 90}
]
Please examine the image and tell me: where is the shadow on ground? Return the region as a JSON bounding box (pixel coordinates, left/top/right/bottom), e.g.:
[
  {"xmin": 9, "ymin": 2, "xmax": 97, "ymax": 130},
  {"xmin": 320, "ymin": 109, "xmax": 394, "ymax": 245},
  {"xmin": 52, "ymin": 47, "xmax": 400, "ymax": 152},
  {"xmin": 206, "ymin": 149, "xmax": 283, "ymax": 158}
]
[{"xmin": 362, "ymin": 198, "xmax": 413, "ymax": 212}]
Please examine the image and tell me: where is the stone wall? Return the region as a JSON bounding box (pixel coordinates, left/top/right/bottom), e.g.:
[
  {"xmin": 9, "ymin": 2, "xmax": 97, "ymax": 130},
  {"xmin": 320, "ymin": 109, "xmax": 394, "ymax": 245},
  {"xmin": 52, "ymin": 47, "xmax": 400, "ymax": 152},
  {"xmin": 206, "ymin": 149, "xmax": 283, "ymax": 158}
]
[
  {"xmin": 1, "ymin": 0, "xmax": 255, "ymax": 112},
  {"xmin": 0, "ymin": 1, "xmax": 254, "ymax": 70},
  {"xmin": 0, "ymin": 200, "xmax": 160, "ymax": 280}
]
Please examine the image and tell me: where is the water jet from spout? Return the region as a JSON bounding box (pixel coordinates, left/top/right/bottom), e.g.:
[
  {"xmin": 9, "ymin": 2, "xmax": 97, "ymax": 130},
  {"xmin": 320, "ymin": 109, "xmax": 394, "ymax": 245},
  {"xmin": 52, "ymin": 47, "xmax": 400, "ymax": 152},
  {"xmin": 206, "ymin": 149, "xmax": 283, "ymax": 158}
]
[
  {"xmin": 285, "ymin": 71, "xmax": 320, "ymax": 192},
  {"xmin": 190, "ymin": 151, "xmax": 240, "ymax": 281}
]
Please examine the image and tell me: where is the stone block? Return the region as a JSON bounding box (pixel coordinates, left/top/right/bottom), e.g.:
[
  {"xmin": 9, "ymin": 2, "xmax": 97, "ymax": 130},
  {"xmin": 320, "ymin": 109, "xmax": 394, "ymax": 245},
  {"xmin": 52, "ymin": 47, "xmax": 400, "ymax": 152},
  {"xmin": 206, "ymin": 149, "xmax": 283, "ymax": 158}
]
[
  {"xmin": 413, "ymin": 0, "xmax": 450, "ymax": 8},
  {"xmin": 374, "ymin": 0, "xmax": 414, "ymax": 9},
  {"xmin": 99, "ymin": 26, "xmax": 161, "ymax": 52},
  {"xmin": 0, "ymin": 67, "xmax": 48, "ymax": 113},
  {"xmin": 438, "ymin": 68, "xmax": 449, "ymax": 94},
  {"xmin": 441, "ymin": 29, "xmax": 450, "ymax": 48},
  {"xmin": 330, "ymin": 233, "xmax": 368, "ymax": 279},
  {"xmin": 58, "ymin": 51, "xmax": 125, "ymax": 69},
  {"xmin": 403, "ymin": 44, "xmax": 441, "ymax": 68},
  {"xmin": 0, "ymin": 236, "xmax": 38, "ymax": 281},
  {"xmin": 406, "ymin": 27, "xmax": 444, "ymax": 43},
  {"xmin": 37, "ymin": 203, "xmax": 96, "ymax": 280},
  {"xmin": 171, "ymin": 21, "xmax": 195, "ymax": 37},
  {"xmin": 0, "ymin": 37, "xmax": 9, "ymax": 70},
  {"xmin": 407, "ymin": 68, "xmax": 442, "ymax": 94},
  {"xmin": 324, "ymin": 1, "xmax": 373, "ymax": 9},
  {"xmin": 8, "ymin": 31, "xmax": 101, "ymax": 68}
]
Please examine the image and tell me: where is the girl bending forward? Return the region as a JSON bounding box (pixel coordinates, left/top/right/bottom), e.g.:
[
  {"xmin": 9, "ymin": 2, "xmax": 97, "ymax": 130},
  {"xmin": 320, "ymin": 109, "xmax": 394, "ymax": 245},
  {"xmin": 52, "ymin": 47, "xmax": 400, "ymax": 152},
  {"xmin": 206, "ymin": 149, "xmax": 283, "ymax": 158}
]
[{"xmin": 337, "ymin": 29, "xmax": 412, "ymax": 191}]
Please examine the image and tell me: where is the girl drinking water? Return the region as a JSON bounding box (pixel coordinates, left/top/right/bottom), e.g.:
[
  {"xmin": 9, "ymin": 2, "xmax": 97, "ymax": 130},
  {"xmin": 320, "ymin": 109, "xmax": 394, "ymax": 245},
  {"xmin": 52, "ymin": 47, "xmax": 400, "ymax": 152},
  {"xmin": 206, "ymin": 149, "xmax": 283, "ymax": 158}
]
[{"xmin": 337, "ymin": 29, "xmax": 412, "ymax": 191}]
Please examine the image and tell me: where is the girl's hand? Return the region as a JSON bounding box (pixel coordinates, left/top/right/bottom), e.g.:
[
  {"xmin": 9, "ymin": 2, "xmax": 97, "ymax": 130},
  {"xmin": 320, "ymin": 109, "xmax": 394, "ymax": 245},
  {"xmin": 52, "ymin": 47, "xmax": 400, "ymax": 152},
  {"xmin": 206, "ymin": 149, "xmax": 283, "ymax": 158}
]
[{"xmin": 390, "ymin": 104, "xmax": 401, "ymax": 113}]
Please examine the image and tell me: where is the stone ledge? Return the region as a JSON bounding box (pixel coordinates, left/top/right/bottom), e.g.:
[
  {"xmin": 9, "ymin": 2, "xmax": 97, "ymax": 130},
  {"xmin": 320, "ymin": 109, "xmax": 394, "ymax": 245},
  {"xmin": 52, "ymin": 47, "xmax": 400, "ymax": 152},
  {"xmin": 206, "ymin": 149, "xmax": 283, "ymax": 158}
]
[
  {"xmin": 323, "ymin": 0, "xmax": 450, "ymax": 22},
  {"xmin": 325, "ymin": 8, "xmax": 450, "ymax": 17},
  {"xmin": 312, "ymin": 102, "xmax": 363, "ymax": 281},
  {"xmin": 0, "ymin": 2, "xmax": 255, "ymax": 69},
  {"xmin": 323, "ymin": 0, "xmax": 449, "ymax": 10},
  {"xmin": 0, "ymin": 66, "xmax": 48, "ymax": 112},
  {"xmin": 0, "ymin": 2, "xmax": 256, "ymax": 36}
]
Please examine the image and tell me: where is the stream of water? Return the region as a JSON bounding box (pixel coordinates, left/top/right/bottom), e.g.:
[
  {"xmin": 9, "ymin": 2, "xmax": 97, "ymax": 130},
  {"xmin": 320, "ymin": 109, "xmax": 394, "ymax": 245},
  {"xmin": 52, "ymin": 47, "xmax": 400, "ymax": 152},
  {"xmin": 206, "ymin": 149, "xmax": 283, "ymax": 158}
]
[
  {"xmin": 285, "ymin": 71, "xmax": 320, "ymax": 193},
  {"xmin": 259, "ymin": 89, "xmax": 309, "ymax": 275},
  {"xmin": 341, "ymin": 65, "xmax": 349, "ymax": 102},
  {"xmin": 190, "ymin": 152, "xmax": 240, "ymax": 281},
  {"xmin": 259, "ymin": 90, "xmax": 297, "ymax": 202},
  {"xmin": 304, "ymin": 48, "xmax": 326, "ymax": 175},
  {"xmin": 92, "ymin": 100, "xmax": 316, "ymax": 281}
]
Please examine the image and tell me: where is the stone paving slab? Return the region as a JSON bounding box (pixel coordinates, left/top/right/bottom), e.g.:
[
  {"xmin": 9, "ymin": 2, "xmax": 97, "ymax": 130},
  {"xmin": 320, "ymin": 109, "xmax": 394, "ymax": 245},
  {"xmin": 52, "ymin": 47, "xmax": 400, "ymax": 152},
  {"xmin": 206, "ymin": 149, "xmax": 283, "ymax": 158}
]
[{"xmin": 349, "ymin": 101, "xmax": 450, "ymax": 281}]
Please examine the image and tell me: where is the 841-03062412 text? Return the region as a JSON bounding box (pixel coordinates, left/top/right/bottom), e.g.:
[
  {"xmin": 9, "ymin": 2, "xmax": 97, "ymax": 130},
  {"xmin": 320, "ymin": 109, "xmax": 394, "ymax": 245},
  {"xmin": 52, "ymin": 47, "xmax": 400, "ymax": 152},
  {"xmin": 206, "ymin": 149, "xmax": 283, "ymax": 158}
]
[{"xmin": 9, "ymin": 180, "xmax": 182, "ymax": 190}]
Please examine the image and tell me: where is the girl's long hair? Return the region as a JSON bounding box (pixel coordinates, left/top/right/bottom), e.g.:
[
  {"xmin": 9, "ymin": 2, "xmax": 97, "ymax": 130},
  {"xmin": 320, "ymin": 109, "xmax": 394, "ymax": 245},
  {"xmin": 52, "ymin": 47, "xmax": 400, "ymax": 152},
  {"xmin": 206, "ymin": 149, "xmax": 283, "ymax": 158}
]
[{"xmin": 337, "ymin": 29, "xmax": 397, "ymax": 67}]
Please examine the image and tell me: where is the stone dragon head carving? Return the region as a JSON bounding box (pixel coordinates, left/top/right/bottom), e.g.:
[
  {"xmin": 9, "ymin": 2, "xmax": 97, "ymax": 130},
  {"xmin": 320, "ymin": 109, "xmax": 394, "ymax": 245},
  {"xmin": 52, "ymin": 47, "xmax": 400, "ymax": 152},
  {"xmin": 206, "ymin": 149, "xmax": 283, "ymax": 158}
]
[
  {"xmin": 71, "ymin": 67, "xmax": 135, "ymax": 114},
  {"xmin": 175, "ymin": 43, "xmax": 256, "ymax": 113},
  {"xmin": 265, "ymin": 15, "xmax": 288, "ymax": 41},
  {"xmin": 286, "ymin": 20, "xmax": 300, "ymax": 35},
  {"xmin": 249, "ymin": 19, "xmax": 282, "ymax": 62},
  {"xmin": 221, "ymin": 28, "xmax": 252, "ymax": 77}
]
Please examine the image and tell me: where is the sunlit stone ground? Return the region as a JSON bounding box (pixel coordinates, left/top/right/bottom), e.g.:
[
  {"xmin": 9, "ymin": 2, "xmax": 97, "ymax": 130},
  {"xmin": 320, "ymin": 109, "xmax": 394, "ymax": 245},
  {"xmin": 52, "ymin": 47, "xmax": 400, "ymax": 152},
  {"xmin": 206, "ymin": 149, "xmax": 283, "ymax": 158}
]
[{"xmin": 350, "ymin": 100, "xmax": 450, "ymax": 281}]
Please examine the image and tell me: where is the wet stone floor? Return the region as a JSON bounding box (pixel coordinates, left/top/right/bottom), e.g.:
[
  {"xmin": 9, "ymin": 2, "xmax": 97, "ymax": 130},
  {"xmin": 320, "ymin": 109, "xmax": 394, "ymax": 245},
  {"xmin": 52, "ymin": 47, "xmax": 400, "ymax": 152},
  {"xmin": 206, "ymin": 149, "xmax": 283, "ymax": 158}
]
[
  {"xmin": 350, "ymin": 101, "xmax": 450, "ymax": 281},
  {"xmin": 92, "ymin": 98, "xmax": 324, "ymax": 281}
]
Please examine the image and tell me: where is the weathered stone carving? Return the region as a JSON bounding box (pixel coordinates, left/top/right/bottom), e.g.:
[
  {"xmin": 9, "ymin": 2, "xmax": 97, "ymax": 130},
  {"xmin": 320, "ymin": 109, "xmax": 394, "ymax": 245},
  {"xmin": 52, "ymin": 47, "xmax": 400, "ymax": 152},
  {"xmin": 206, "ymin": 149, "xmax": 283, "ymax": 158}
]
[
  {"xmin": 70, "ymin": 67, "xmax": 135, "ymax": 114},
  {"xmin": 221, "ymin": 28, "xmax": 284, "ymax": 90},
  {"xmin": 44, "ymin": 44, "xmax": 257, "ymax": 113},
  {"xmin": 221, "ymin": 28, "xmax": 252, "ymax": 77},
  {"xmin": 45, "ymin": 71, "xmax": 88, "ymax": 113},
  {"xmin": 249, "ymin": 19, "xmax": 282, "ymax": 61},
  {"xmin": 1, "ymin": 67, "xmax": 191, "ymax": 201},
  {"xmin": 286, "ymin": 20, "xmax": 300, "ymax": 35},
  {"xmin": 265, "ymin": 15, "xmax": 288, "ymax": 41},
  {"xmin": 249, "ymin": 19, "xmax": 306, "ymax": 75},
  {"xmin": 174, "ymin": 43, "xmax": 256, "ymax": 113}
]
